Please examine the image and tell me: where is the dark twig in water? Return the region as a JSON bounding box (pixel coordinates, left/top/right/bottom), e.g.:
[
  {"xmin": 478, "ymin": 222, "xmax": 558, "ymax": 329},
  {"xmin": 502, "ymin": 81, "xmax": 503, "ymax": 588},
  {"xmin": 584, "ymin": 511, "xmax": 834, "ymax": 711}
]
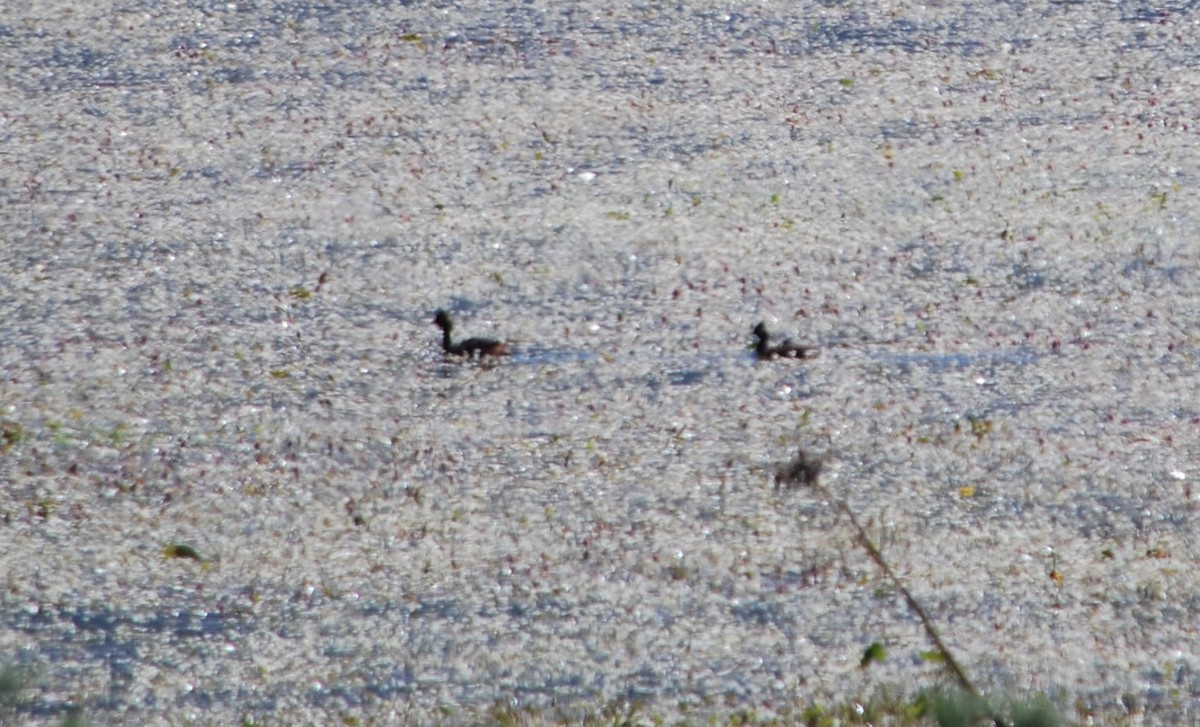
[
  {"xmin": 775, "ymin": 446, "xmax": 1005, "ymax": 727},
  {"xmin": 775, "ymin": 448, "xmax": 823, "ymax": 489}
]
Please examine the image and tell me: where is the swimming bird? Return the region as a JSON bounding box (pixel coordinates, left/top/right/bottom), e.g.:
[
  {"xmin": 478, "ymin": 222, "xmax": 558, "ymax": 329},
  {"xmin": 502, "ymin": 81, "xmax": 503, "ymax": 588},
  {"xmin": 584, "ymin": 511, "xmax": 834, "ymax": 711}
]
[
  {"xmin": 434, "ymin": 309, "xmax": 509, "ymax": 358},
  {"xmin": 751, "ymin": 322, "xmax": 817, "ymax": 360}
]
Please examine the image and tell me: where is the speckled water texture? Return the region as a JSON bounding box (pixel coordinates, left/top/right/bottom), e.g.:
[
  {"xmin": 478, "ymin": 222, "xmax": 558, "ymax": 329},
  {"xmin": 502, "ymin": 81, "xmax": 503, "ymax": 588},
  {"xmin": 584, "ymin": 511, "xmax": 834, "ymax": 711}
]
[{"xmin": 2, "ymin": 1, "xmax": 1199, "ymax": 724}]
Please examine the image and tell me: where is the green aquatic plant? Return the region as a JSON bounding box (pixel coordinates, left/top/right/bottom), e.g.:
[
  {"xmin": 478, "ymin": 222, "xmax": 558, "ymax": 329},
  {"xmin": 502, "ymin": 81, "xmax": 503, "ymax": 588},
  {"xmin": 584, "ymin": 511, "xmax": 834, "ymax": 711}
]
[
  {"xmin": 921, "ymin": 688, "xmax": 993, "ymax": 727},
  {"xmin": 966, "ymin": 416, "xmax": 993, "ymax": 439},
  {"xmin": 1148, "ymin": 189, "xmax": 1167, "ymax": 210},
  {"xmin": 1008, "ymin": 695, "xmax": 1060, "ymax": 727},
  {"xmin": 163, "ymin": 544, "xmax": 204, "ymax": 561},
  {"xmin": 60, "ymin": 708, "xmax": 88, "ymax": 727},
  {"xmin": 921, "ymin": 688, "xmax": 1060, "ymax": 727},
  {"xmin": 860, "ymin": 641, "xmax": 887, "ymax": 668},
  {"xmin": 0, "ymin": 420, "xmax": 24, "ymax": 451},
  {"xmin": 0, "ymin": 661, "xmax": 26, "ymax": 707}
]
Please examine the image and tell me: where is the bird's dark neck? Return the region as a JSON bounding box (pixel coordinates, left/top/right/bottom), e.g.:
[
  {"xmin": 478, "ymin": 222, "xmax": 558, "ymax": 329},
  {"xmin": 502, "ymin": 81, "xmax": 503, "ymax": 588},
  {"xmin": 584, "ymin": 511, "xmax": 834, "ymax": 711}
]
[
  {"xmin": 755, "ymin": 332, "xmax": 771, "ymax": 357},
  {"xmin": 441, "ymin": 326, "xmax": 454, "ymax": 352}
]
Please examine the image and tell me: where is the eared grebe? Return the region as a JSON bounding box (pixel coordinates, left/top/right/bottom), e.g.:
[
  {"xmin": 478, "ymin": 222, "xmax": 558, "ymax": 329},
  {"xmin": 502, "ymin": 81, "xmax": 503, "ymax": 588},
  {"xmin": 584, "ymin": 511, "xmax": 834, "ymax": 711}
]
[
  {"xmin": 433, "ymin": 310, "xmax": 509, "ymax": 358},
  {"xmin": 752, "ymin": 322, "xmax": 817, "ymax": 360}
]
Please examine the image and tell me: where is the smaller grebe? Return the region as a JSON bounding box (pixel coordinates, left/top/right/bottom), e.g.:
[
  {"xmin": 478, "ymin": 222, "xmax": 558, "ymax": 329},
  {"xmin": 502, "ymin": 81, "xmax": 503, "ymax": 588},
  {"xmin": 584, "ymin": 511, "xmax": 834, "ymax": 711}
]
[
  {"xmin": 752, "ymin": 322, "xmax": 817, "ymax": 360},
  {"xmin": 434, "ymin": 310, "xmax": 509, "ymax": 358}
]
